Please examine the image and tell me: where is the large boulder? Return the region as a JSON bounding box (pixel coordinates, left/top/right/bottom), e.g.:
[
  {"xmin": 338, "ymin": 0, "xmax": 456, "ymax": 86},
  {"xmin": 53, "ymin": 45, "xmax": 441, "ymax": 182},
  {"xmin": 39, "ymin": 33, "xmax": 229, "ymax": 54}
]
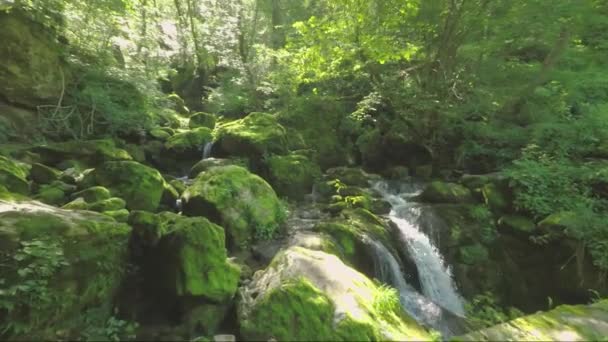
[
  {"xmin": 128, "ymin": 211, "xmax": 240, "ymax": 336},
  {"xmin": 457, "ymin": 300, "xmax": 608, "ymax": 341},
  {"xmin": 0, "ymin": 11, "xmax": 66, "ymax": 107},
  {"xmin": 31, "ymin": 139, "xmax": 132, "ymax": 167},
  {"xmin": 266, "ymin": 152, "xmax": 322, "ymax": 200},
  {"xmin": 0, "ymin": 200, "xmax": 130, "ymax": 340},
  {"xmin": 82, "ymin": 161, "xmax": 166, "ymax": 211},
  {"xmin": 238, "ymin": 246, "xmax": 431, "ymax": 341},
  {"xmin": 214, "ymin": 112, "xmax": 288, "ymax": 158},
  {"xmin": 181, "ymin": 165, "xmax": 286, "ymax": 249},
  {"xmin": 0, "ymin": 155, "xmax": 29, "ymax": 194},
  {"xmin": 188, "ymin": 158, "xmax": 247, "ymax": 179}
]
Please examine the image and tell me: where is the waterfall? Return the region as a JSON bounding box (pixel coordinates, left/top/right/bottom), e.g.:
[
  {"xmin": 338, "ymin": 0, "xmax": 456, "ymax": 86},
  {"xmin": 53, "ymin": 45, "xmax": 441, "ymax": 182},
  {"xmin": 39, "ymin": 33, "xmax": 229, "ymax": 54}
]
[
  {"xmin": 365, "ymin": 236, "xmax": 448, "ymax": 331},
  {"xmin": 372, "ymin": 181, "xmax": 466, "ymax": 317},
  {"xmin": 202, "ymin": 141, "xmax": 214, "ymax": 160}
]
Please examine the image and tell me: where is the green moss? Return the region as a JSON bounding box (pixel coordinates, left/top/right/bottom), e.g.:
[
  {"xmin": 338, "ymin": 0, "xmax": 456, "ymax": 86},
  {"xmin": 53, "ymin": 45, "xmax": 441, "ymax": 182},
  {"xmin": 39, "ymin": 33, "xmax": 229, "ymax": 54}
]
[
  {"xmin": 29, "ymin": 163, "xmax": 60, "ymax": 184},
  {"xmin": 214, "ymin": 112, "xmax": 288, "ymax": 157},
  {"xmin": 32, "ymin": 139, "xmax": 132, "ymax": 167},
  {"xmin": 182, "ymin": 165, "xmax": 286, "ymax": 249},
  {"xmin": 266, "ymin": 152, "xmax": 322, "ymax": 200},
  {"xmin": 72, "ymin": 186, "xmax": 111, "ymax": 203},
  {"xmin": 102, "ymin": 209, "xmax": 130, "ymax": 222},
  {"xmin": 189, "ymin": 158, "xmax": 247, "ymax": 178},
  {"xmin": 498, "ymin": 215, "xmax": 536, "ymax": 236},
  {"xmin": 189, "ymin": 112, "xmax": 217, "ymax": 129},
  {"xmin": 420, "ymin": 181, "xmax": 474, "ymax": 204},
  {"xmin": 62, "ymin": 197, "xmax": 91, "ymax": 210},
  {"xmin": 34, "ymin": 184, "xmax": 66, "ymax": 206},
  {"xmin": 84, "ymin": 161, "xmax": 166, "ymax": 212},
  {"xmin": 150, "ymin": 128, "xmax": 172, "ymax": 141},
  {"xmin": 89, "ymin": 197, "xmax": 126, "ymax": 212},
  {"xmin": 240, "ymin": 278, "xmax": 337, "ymax": 341},
  {"xmin": 0, "ymin": 203, "xmax": 130, "ymax": 340},
  {"xmin": 0, "ymin": 155, "xmax": 29, "ymax": 194},
  {"xmin": 456, "ymin": 300, "xmax": 608, "ymax": 341},
  {"xmin": 165, "ymin": 127, "xmax": 213, "ymax": 155},
  {"xmin": 538, "ymin": 211, "xmax": 579, "ymax": 232},
  {"xmin": 458, "ymin": 244, "xmax": 490, "ymax": 265}
]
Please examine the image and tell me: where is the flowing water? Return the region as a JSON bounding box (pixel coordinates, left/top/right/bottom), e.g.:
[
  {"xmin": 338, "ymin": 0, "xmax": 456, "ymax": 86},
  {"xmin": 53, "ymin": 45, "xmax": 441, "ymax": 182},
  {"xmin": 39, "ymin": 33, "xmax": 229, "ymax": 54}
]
[
  {"xmin": 370, "ymin": 181, "xmax": 466, "ymax": 335},
  {"xmin": 202, "ymin": 141, "xmax": 214, "ymax": 160}
]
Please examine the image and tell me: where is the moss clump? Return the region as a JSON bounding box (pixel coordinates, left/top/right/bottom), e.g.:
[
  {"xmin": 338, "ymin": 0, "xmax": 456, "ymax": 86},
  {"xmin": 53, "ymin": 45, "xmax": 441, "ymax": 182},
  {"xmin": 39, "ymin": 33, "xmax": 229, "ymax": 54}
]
[
  {"xmin": 458, "ymin": 244, "xmax": 490, "ymax": 265},
  {"xmin": 0, "ymin": 155, "xmax": 29, "ymax": 194},
  {"xmin": 419, "ymin": 181, "xmax": 474, "ymax": 204},
  {"xmin": 239, "ymin": 247, "xmax": 431, "ymax": 341},
  {"xmin": 214, "ymin": 112, "xmax": 288, "ymax": 157},
  {"xmin": 29, "ymin": 163, "xmax": 60, "ymax": 184},
  {"xmin": 165, "ymin": 127, "xmax": 213, "ymax": 156},
  {"xmin": 189, "ymin": 112, "xmax": 217, "ymax": 129},
  {"xmin": 0, "ymin": 201, "xmax": 130, "ymax": 340},
  {"xmin": 497, "ymin": 215, "xmax": 536, "ymax": 236},
  {"xmin": 182, "ymin": 165, "xmax": 286, "ymax": 249},
  {"xmin": 32, "ymin": 139, "xmax": 132, "ymax": 167},
  {"xmin": 34, "ymin": 184, "xmax": 66, "ymax": 206},
  {"xmin": 538, "ymin": 211, "xmax": 579, "ymax": 234},
  {"xmin": 83, "ymin": 161, "xmax": 166, "ymax": 211},
  {"xmin": 455, "ymin": 300, "xmax": 608, "ymax": 341},
  {"xmin": 89, "ymin": 197, "xmax": 126, "ymax": 212},
  {"xmin": 102, "ymin": 209, "xmax": 129, "ymax": 222},
  {"xmin": 72, "ymin": 186, "xmax": 111, "ymax": 203},
  {"xmin": 157, "ymin": 213, "xmax": 241, "ymax": 301},
  {"xmin": 150, "ymin": 128, "xmax": 172, "ymax": 141},
  {"xmin": 266, "ymin": 152, "xmax": 322, "ymax": 200}
]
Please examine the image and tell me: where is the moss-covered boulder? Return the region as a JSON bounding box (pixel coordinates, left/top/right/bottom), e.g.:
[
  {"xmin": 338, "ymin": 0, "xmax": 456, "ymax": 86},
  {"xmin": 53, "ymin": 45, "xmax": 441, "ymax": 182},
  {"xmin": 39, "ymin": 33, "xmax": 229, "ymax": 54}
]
[
  {"xmin": 0, "ymin": 200, "xmax": 130, "ymax": 340},
  {"xmin": 150, "ymin": 128, "xmax": 172, "ymax": 141},
  {"xmin": 31, "ymin": 139, "xmax": 132, "ymax": 167},
  {"xmin": 181, "ymin": 165, "xmax": 286, "ymax": 249},
  {"xmin": 0, "ymin": 11, "xmax": 66, "ymax": 106},
  {"xmin": 497, "ymin": 215, "xmax": 536, "ymax": 238},
  {"xmin": 266, "ymin": 152, "xmax": 322, "ymax": 200},
  {"xmin": 0, "ymin": 155, "xmax": 29, "ymax": 194},
  {"xmin": 419, "ymin": 181, "xmax": 473, "ymax": 204},
  {"xmin": 29, "ymin": 163, "xmax": 61, "ymax": 184},
  {"xmin": 238, "ymin": 246, "xmax": 431, "ymax": 341},
  {"xmin": 456, "ymin": 300, "xmax": 608, "ymax": 341},
  {"xmin": 128, "ymin": 211, "xmax": 240, "ymax": 333},
  {"xmin": 35, "ymin": 183, "xmax": 67, "ymax": 206},
  {"xmin": 164, "ymin": 127, "xmax": 213, "ymax": 159},
  {"xmin": 325, "ymin": 167, "xmax": 378, "ymax": 187},
  {"xmin": 103, "ymin": 208, "xmax": 130, "ymax": 222},
  {"xmin": 89, "ymin": 197, "xmax": 127, "ymax": 212},
  {"xmin": 72, "ymin": 186, "xmax": 111, "ymax": 203},
  {"xmin": 189, "ymin": 112, "xmax": 217, "ymax": 129},
  {"xmin": 188, "ymin": 158, "xmax": 247, "ymax": 179},
  {"xmin": 314, "ymin": 209, "xmax": 394, "ymax": 276},
  {"xmin": 83, "ymin": 161, "xmax": 166, "ymax": 211},
  {"xmin": 215, "ymin": 112, "xmax": 288, "ymax": 158}
]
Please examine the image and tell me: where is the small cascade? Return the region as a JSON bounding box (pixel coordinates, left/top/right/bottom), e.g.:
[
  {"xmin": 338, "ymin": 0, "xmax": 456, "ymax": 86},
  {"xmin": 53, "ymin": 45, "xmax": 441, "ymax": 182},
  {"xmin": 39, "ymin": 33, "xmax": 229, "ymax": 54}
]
[
  {"xmin": 365, "ymin": 236, "xmax": 447, "ymax": 330},
  {"xmin": 202, "ymin": 141, "xmax": 214, "ymax": 160},
  {"xmin": 372, "ymin": 181, "xmax": 466, "ymax": 317}
]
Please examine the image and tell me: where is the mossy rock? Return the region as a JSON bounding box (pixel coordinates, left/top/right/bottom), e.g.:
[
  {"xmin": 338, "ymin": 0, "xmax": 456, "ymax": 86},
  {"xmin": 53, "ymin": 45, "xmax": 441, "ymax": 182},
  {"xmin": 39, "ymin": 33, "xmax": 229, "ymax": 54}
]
[
  {"xmin": 89, "ymin": 197, "xmax": 126, "ymax": 212},
  {"xmin": 130, "ymin": 212, "xmax": 240, "ymax": 303},
  {"xmin": 72, "ymin": 186, "xmax": 111, "ymax": 203},
  {"xmin": 457, "ymin": 244, "xmax": 490, "ymax": 265},
  {"xmin": 161, "ymin": 182, "xmax": 180, "ymax": 208},
  {"xmin": 189, "ymin": 112, "xmax": 217, "ymax": 129},
  {"xmin": 238, "ymin": 246, "xmax": 431, "ymax": 341},
  {"xmin": 29, "ymin": 163, "xmax": 61, "ymax": 184},
  {"xmin": 169, "ymin": 179, "xmax": 187, "ymax": 195},
  {"xmin": 123, "ymin": 143, "xmax": 146, "ymax": 163},
  {"xmin": 188, "ymin": 158, "xmax": 246, "ymax": 179},
  {"xmin": 214, "ymin": 112, "xmax": 288, "ymax": 158},
  {"xmin": 497, "ymin": 215, "xmax": 536, "ymax": 237},
  {"xmin": 0, "ymin": 155, "xmax": 29, "ymax": 194},
  {"xmin": 150, "ymin": 128, "xmax": 173, "ymax": 141},
  {"xmin": 182, "ymin": 165, "xmax": 286, "ymax": 250},
  {"xmin": 325, "ymin": 167, "xmax": 377, "ymax": 187},
  {"xmin": 103, "ymin": 209, "xmax": 130, "ymax": 222},
  {"xmin": 419, "ymin": 181, "xmax": 473, "ymax": 204},
  {"xmin": 0, "ymin": 200, "xmax": 130, "ymax": 340},
  {"xmin": 314, "ymin": 209, "xmax": 393, "ymax": 275},
  {"xmin": 62, "ymin": 197, "xmax": 90, "ymax": 210},
  {"xmin": 83, "ymin": 161, "xmax": 166, "ymax": 212},
  {"xmin": 31, "ymin": 139, "xmax": 132, "ymax": 167},
  {"xmin": 164, "ymin": 127, "xmax": 213, "ymax": 159},
  {"xmin": 266, "ymin": 152, "xmax": 322, "ymax": 200},
  {"xmin": 34, "ymin": 183, "xmax": 67, "ymax": 206},
  {"xmin": 455, "ymin": 300, "xmax": 608, "ymax": 341},
  {"xmin": 538, "ymin": 211, "xmax": 579, "ymax": 233},
  {"xmin": 0, "ymin": 11, "xmax": 65, "ymax": 106}
]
